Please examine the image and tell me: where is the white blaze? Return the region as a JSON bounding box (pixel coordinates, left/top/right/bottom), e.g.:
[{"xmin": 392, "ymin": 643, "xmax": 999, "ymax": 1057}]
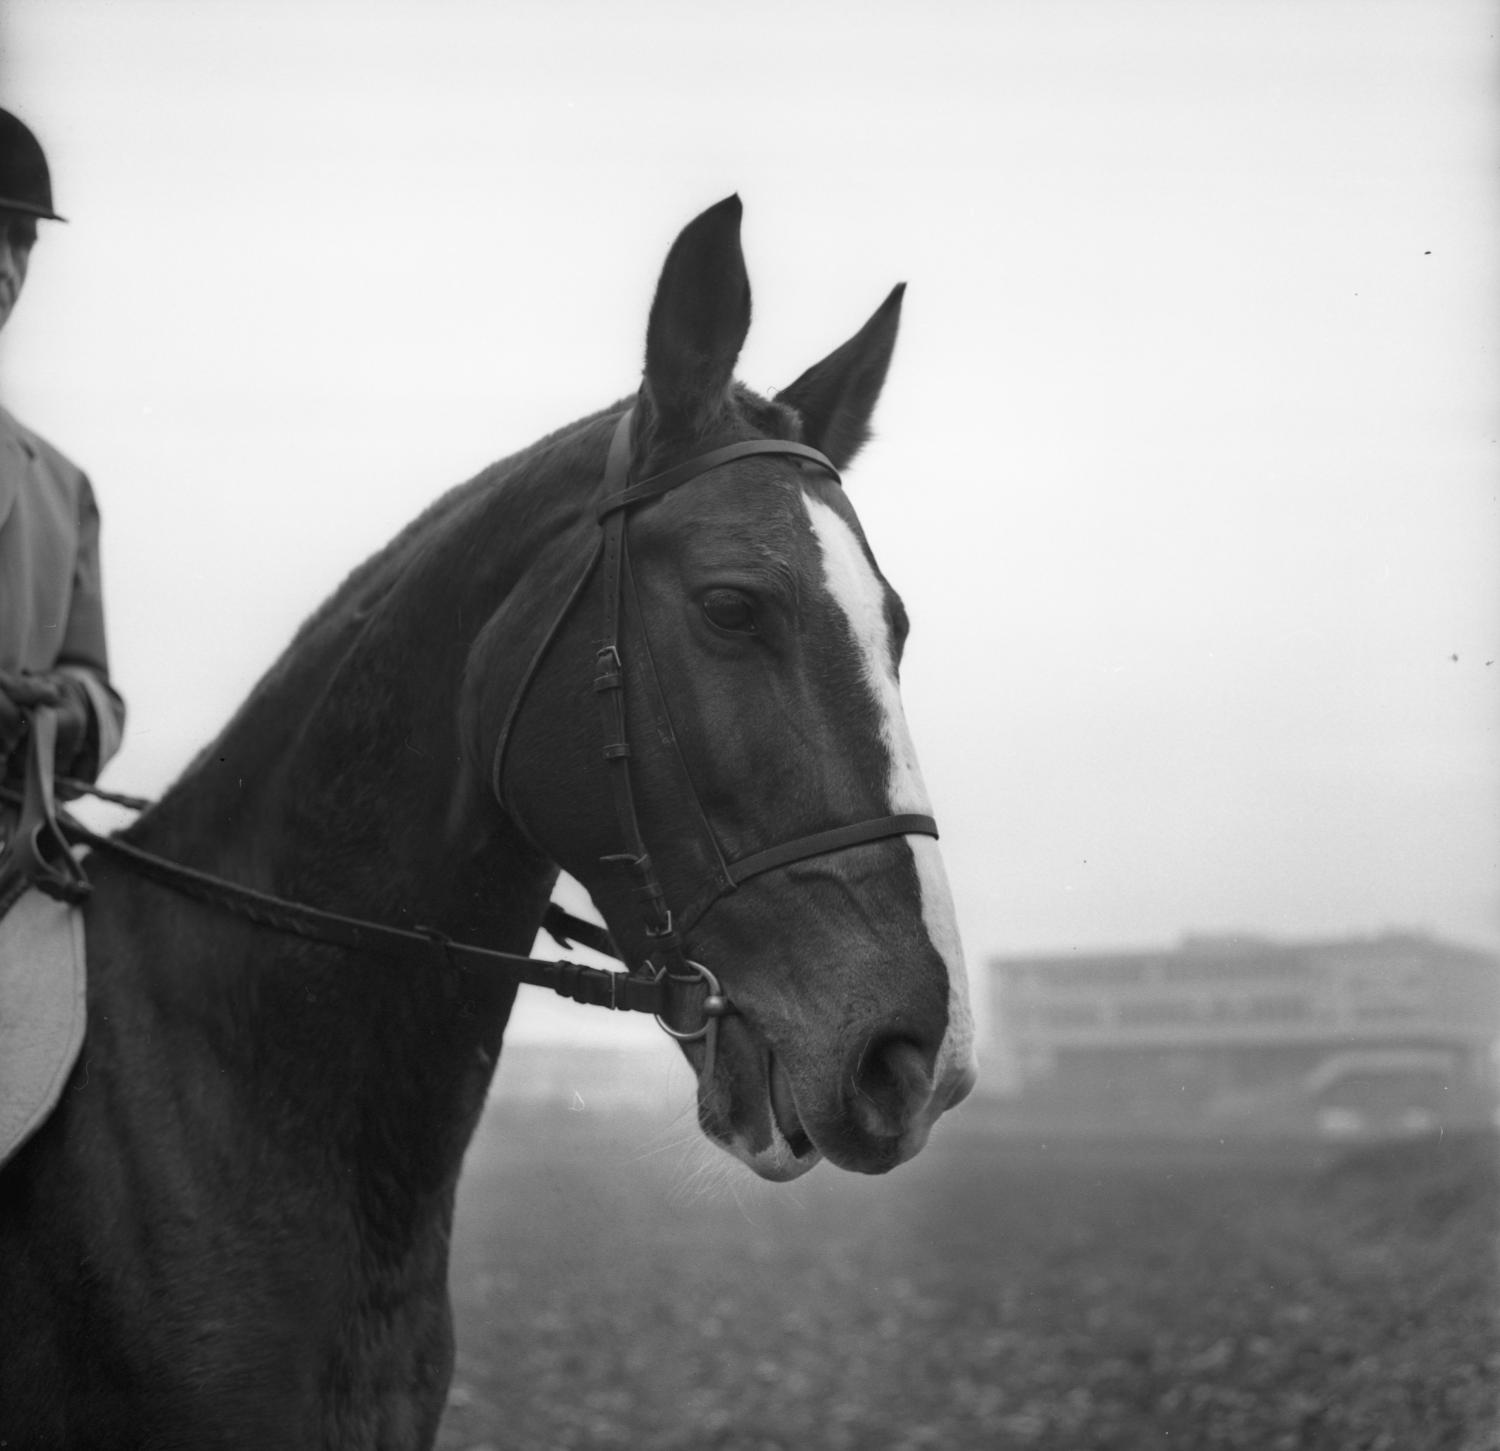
[{"xmin": 801, "ymin": 495, "xmax": 978, "ymax": 1095}]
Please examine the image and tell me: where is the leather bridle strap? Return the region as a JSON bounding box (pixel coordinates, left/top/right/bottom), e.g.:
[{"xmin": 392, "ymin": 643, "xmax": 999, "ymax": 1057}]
[
  {"xmin": 726, "ymin": 813, "xmax": 939, "ymax": 887},
  {"xmin": 598, "ymin": 437, "xmax": 840, "ymax": 518},
  {"xmin": 588, "ymin": 410, "xmax": 940, "ymax": 975},
  {"xmin": 35, "ymin": 803, "xmax": 667, "ymax": 1013},
  {"xmin": 0, "ymin": 735, "xmax": 669, "ymax": 1014},
  {"xmin": 592, "ymin": 415, "xmax": 684, "ymax": 968}
]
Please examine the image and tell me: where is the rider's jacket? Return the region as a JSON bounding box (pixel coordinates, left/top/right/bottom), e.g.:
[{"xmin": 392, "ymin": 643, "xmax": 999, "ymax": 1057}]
[{"xmin": 0, "ymin": 406, "xmax": 125, "ymax": 784}]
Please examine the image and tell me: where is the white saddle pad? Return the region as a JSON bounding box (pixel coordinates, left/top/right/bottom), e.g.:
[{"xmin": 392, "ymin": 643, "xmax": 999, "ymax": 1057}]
[{"xmin": 0, "ymin": 888, "xmax": 86, "ymax": 1169}]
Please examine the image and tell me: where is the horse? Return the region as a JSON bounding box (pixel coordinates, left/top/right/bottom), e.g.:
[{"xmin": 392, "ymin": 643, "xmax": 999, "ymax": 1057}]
[{"xmin": 0, "ymin": 195, "xmax": 977, "ymax": 1448}]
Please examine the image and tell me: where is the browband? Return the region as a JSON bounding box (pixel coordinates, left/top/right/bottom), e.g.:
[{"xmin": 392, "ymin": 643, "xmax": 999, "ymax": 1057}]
[{"xmin": 597, "ymin": 437, "xmax": 842, "ymax": 519}]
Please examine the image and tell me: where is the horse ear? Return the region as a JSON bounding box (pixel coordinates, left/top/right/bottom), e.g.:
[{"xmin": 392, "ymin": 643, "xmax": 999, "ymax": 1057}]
[
  {"xmin": 642, "ymin": 194, "xmax": 752, "ymax": 437},
  {"xmin": 778, "ymin": 283, "xmax": 905, "ymax": 470}
]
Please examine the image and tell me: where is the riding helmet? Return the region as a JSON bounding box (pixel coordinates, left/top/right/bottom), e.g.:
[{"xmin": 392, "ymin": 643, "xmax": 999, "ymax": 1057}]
[{"xmin": 0, "ymin": 108, "xmax": 64, "ymax": 222}]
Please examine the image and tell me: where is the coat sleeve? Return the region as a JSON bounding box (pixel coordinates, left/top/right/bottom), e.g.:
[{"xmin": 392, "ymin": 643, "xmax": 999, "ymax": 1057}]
[{"xmin": 55, "ymin": 473, "xmax": 125, "ymax": 777}]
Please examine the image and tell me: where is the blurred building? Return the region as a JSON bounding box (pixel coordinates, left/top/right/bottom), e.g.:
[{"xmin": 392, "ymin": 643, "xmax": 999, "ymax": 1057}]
[{"xmin": 987, "ymin": 931, "xmax": 1500, "ymax": 1134}]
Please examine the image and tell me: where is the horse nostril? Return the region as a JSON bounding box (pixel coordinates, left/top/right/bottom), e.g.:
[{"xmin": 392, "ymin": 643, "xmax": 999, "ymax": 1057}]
[{"xmin": 848, "ymin": 1036, "xmax": 933, "ymax": 1141}]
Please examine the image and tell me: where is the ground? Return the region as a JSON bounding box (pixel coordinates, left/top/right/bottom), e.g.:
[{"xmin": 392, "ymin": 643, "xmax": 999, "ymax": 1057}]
[{"xmin": 438, "ymin": 1097, "xmax": 1498, "ymax": 1451}]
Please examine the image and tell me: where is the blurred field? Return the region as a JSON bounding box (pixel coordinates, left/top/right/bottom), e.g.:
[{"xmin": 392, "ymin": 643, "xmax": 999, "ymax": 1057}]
[{"xmin": 438, "ymin": 1097, "xmax": 1498, "ymax": 1451}]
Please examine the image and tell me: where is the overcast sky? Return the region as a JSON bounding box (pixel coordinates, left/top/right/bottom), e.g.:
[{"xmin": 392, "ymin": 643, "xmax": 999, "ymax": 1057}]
[{"xmin": 3, "ymin": 0, "xmax": 1495, "ymax": 1046}]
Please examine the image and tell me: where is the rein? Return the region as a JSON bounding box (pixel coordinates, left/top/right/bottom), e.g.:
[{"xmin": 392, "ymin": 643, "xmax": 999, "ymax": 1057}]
[
  {"xmin": 1, "ymin": 408, "xmax": 939, "ymax": 1062},
  {"xmin": 0, "ymin": 725, "xmax": 666, "ymax": 1015}
]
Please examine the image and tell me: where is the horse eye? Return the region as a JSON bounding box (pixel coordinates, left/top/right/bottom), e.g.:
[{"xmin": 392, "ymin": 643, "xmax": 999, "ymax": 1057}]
[{"xmin": 702, "ymin": 589, "xmax": 757, "ymax": 634}]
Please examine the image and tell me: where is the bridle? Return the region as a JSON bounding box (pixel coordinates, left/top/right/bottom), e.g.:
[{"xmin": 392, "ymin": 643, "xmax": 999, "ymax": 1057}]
[
  {"xmin": 491, "ymin": 408, "xmax": 938, "ymax": 1060},
  {"xmin": 1, "ymin": 407, "xmax": 938, "ymax": 1069}
]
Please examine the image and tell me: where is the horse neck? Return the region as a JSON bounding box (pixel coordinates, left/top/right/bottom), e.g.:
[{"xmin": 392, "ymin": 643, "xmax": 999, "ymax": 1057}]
[{"xmin": 116, "ymin": 444, "xmax": 595, "ymax": 1206}]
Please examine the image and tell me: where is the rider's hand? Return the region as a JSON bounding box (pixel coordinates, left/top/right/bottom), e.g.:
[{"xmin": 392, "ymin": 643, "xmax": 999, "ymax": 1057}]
[
  {"xmin": 0, "ymin": 671, "xmax": 92, "ymax": 780},
  {"xmin": 50, "ymin": 675, "xmax": 94, "ymax": 779}
]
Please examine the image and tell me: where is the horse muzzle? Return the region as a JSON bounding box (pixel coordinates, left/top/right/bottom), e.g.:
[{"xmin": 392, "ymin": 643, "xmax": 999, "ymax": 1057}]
[{"xmin": 697, "ymin": 1014, "xmax": 977, "ymax": 1181}]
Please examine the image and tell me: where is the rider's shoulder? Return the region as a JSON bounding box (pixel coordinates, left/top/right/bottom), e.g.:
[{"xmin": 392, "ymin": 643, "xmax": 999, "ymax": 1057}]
[{"xmin": 0, "ymin": 407, "xmax": 89, "ymax": 490}]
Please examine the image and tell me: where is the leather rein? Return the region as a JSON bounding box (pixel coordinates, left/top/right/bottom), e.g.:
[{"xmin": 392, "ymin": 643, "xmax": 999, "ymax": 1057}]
[
  {"xmin": 1, "ymin": 408, "xmax": 938, "ymax": 1053},
  {"xmin": 0, "ymin": 718, "xmax": 663, "ymax": 1015}
]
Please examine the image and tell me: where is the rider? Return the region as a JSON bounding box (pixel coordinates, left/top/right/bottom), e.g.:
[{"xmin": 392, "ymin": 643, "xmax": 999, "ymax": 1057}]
[{"xmin": 0, "ymin": 107, "xmax": 124, "ymax": 828}]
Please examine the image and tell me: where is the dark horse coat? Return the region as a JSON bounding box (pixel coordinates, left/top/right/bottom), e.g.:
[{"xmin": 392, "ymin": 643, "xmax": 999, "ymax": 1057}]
[{"xmin": 0, "ymin": 197, "xmax": 975, "ymax": 1449}]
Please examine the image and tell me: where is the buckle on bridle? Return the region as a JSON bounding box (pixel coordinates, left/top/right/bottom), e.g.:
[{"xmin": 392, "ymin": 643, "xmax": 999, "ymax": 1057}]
[
  {"xmin": 649, "ymin": 958, "xmax": 731, "ymax": 1042},
  {"xmin": 593, "ymin": 645, "xmax": 623, "ymax": 693}
]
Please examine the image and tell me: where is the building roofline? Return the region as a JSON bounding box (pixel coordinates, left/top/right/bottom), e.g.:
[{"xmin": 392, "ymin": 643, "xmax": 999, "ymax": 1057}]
[{"xmin": 987, "ymin": 928, "xmax": 1498, "ymax": 970}]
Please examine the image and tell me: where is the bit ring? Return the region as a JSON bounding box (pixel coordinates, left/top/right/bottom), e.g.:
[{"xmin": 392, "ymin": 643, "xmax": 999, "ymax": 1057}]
[{"xmin": 652, "ymin": 958, "xmax": 730, "ymax": 1042}]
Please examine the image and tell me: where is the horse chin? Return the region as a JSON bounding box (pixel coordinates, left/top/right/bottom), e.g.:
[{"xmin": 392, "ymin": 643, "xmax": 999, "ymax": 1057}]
[
  {"xmin": 726, "ymin": 1134, "xmax": 824, "ymax": 1184},
  {"xmin": 704, "ymin": 1083, "xmax": 933, "ymax": 1181},
  {"xmin": 694, "ymin": 1036, "xmax": 939, "ymax": 1181},
  {"xmin": 692, "ymin": 1041, "xmax": 822, "ymax": 1181},
  {"xmin": 692, "ymin": 1023, "xmax": 969, "ymax": 1179}
]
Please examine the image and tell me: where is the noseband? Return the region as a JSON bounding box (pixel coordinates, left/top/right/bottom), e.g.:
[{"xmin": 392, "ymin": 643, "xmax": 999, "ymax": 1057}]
[{"xmin": 492, "ymin": 408, "xmax": 938, "ymax": 1053}]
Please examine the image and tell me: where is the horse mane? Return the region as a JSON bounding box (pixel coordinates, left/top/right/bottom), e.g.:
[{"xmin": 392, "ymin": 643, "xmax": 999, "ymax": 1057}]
[
  {"xmin": 288, "ymin": 398, "xmax": 630, "ymax": 650},
  {"xmin": 288, "ymin": 383, "xmax": 796, "ymax": 652},
  {"xmin": 270, "ymin": 381, "xmax": 802, "ymax": 663},
  {"xmin": 141, "ymin": 383, "xmax": 803, "ymax": 826}
]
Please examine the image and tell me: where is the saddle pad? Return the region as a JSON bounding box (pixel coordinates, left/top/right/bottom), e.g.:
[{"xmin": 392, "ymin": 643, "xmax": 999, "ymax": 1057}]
[{"xmin": 0, "ymin": 887, "xmax": 85, "ymax": 1169}]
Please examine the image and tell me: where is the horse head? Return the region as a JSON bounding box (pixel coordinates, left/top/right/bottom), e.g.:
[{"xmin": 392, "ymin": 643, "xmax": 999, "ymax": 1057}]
[{"xmin": 475, "ymin": 197, "xmax": 976, "ymax": 1180}]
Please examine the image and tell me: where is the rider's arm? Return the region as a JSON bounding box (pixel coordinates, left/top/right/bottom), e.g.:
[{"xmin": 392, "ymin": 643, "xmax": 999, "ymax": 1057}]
[{"xmin": 53, "ymin": 473, "xmax": 125, "ymax": 781}]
